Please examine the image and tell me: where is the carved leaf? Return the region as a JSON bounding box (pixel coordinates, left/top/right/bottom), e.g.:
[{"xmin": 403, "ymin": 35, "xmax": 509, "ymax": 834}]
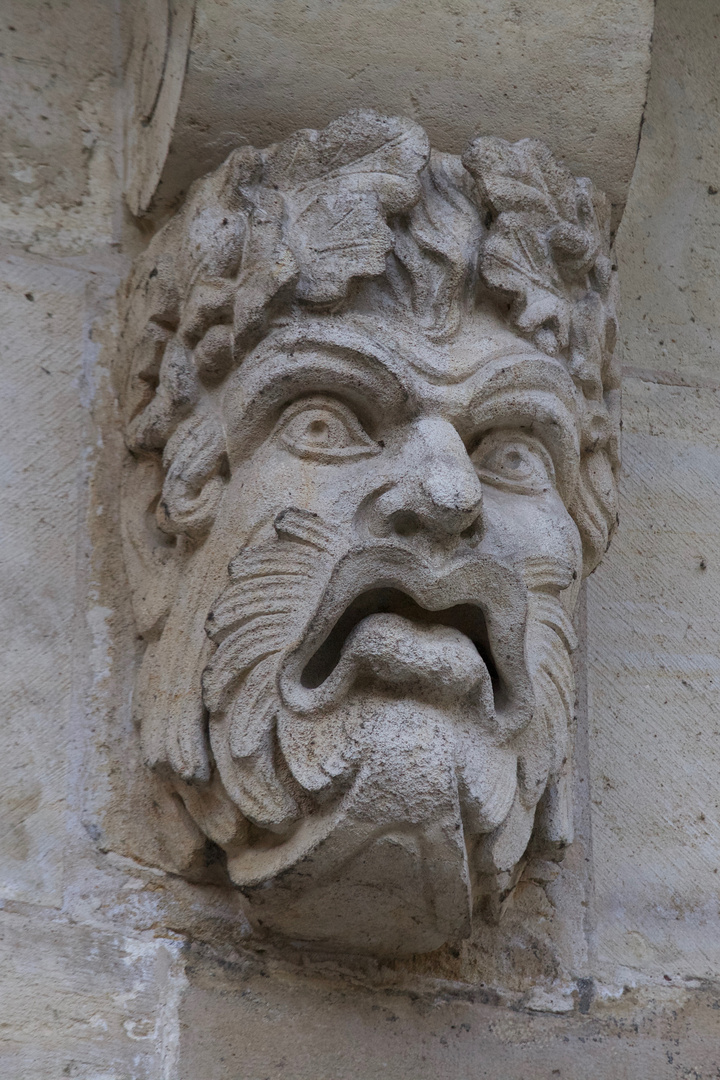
[
  {"xmin": 257, "ymin": 112, "xmax": 430, "ymax": 304},
  {"xmin": 463, "ymin": 136, "xmax": 606, "ymax": 352}
]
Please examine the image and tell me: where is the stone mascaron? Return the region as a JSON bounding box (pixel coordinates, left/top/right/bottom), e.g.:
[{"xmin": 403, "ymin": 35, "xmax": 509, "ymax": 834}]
[{"xmin": 116, "ymin": 111, "xmax": 620, "ymax": 954}]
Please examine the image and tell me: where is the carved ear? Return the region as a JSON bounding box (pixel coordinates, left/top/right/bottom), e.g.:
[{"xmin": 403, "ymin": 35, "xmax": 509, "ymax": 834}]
[{"xmin": 120, "ymin": 409, "xmax": 228, "ymax": 638}]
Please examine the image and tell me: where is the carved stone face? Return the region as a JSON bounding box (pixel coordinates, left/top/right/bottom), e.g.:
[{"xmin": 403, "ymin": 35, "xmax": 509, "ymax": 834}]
[{"xmin": 118, "ymin": 113, "xmax": 619, "ymax": 954}]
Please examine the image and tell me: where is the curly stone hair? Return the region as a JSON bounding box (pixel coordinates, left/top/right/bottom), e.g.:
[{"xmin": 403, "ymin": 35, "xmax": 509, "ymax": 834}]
[{"xmin": 116, "ymin": 110, "xmax": 620, "ymax": 574}]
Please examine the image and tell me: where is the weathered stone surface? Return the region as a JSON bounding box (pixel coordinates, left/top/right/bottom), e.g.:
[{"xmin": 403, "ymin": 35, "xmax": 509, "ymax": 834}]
[
  {"xmin": 1, "ymin": 0, "xmax": 720, "ymax": 1074},
  {"xmin": 124, "ymin": 0, "xmax": 653, "ymax": 223},
  {"xmin": 615, "ymin": 0, "xmax": 720, "ymax": 386},
  {"xmin": 176, "ymin": 946, "xmax": 720, "ymax": 1080},
  {"xmin": 0, "ymin": 1, "xmax": 118, "ymax": 254},
  {"xmin": 587, "ymin": 0, "xmax": 720, "ymax": 988},
  {"xmin": 588, "ymin": 379, "xmax": 720, "ymax": 981},
  {"xmin": 116, "ymin": 112, "xmax": 620, "ymax": 955},
  {"xmin": 0, "ymin": 909, "xmax": 186, "ymax": 1080},
  {"xmin": 0, "ymin": 253, "xmax": 88, "ymax": 909}
]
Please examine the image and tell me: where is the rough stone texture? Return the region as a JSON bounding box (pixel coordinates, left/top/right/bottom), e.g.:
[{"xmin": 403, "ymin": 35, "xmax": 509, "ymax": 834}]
[
  {"xmin": 0, "ymin": 911, "xmax": 186, "ymax": 1080},
  {"xmin": 0, "ymin": 1, "xmax": 120, "ymax": 255},
  {"xmin": 124, "ymin": 0, "xmax": 654, "ymax": 224},
  {"xmin": 587, "ymin": 0, "xmax": 720, "ymax": 989},
  {"xmin": 115, "ymin": 111, "xmax": 620, "ymax": 956},
  {"xmin": 0, "ymin": 254, "xmax": 85, "ymax": 911},
  {"xmin": 176, "ymin": 952, "xmax": 720, "ymax": 1080},
  {"xmin": 2, "ymin": 0, "xmax": 720, "ymax": 1075},
  {"xmin": 615, "ymin": 0, "xmax": 720, "ymax": 387},
  {"xmin": 588, "ymin": 379, "xmax": 720, "ymax": 980}
]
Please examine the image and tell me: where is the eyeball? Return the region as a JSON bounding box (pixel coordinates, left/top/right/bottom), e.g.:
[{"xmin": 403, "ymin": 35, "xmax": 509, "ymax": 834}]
[
  {"xmin": 278, "ymin": 396, "xmax": 380, "ymax": 463},
  {"xmin": 472, "ymin": 430, "xmax": 555, "ymax": 494}
]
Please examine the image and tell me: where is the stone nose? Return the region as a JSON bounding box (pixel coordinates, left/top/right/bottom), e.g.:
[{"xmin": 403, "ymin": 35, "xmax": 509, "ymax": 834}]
[{"xmin": 370, "ymin": 417, "xmax": 484, "ymax": 541}]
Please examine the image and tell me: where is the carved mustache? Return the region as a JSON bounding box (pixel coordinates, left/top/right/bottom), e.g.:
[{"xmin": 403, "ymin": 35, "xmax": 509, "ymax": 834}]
[
  {"xmin": 203, "ymin": 507, "xmax": 534, "ymax": 736},
  {"xmin": 202, "ymin": 505, "xmax": 537, "ymax": 816}
]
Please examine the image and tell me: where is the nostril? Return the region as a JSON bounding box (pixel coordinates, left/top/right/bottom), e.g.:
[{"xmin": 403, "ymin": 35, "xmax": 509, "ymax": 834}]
[
  {"xmin": 391, "ymin": 511, "xmax": 421, "ymax": 538},
  {"xmin": 461, "ymin": 517, "xmax": 483, "ymax": 543}
]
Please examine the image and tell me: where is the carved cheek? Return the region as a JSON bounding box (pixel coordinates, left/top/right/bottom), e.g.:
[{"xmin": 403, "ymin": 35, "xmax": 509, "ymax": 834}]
[
  {"xmin": 228, "ymin": 439, "xmax": 383, "ymax": 531},
  {"xmin": 480, "ymin": 485, "xmax": 583, "ymax": 577}
]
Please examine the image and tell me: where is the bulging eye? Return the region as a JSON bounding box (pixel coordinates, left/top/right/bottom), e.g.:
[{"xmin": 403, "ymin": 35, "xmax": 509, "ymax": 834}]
[
  {"xmin": 278, "ymin": 396, "xmax": 380, "ymax": 462},
  {"xmin": 472, "ymin": 431, "xmax": 555, "ymax": 494}
]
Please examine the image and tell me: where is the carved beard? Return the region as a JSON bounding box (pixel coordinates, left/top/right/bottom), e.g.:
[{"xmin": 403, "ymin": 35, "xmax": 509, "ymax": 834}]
[
  {"xmin": 201, "ymin": 507, "xmax": 577, "ymax": 883},
  {"xmin": 201, "ymin": 509, "xmax": 338, "ymax": 833}
]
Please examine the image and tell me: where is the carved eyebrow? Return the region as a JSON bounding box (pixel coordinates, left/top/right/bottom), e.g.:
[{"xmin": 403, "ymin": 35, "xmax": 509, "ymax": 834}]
[
  {"xmin": 466, "ymin": 352, "xmax": 579, "ymax": 410},
  {"xmin": 221, "ymin": 341, "xmax": 411, "ymax": 457},
  {"xmin": 463, "ymin": 355, "xmax": 579, "ymax": 431},
  {"xmin": 459, "ymin": 356, "xmax": 582, "ymax": 496}
]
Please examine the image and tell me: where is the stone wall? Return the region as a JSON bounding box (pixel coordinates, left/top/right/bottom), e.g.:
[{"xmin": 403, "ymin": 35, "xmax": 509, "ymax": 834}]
[{"xmin": 2, "ymin": 1, "xmax": 720, "ymax": 1077}]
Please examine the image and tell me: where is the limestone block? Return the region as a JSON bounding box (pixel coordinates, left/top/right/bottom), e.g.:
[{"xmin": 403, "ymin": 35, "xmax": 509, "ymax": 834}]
[
  {"xmin": 175, "ymin": 944, "xmax": 720, "ymax": 1080},
  {"xmin": 0, "ymin": 253, "xmax": 89, "ymax": 908},
  {"xmin": 615, "ymin": 0, "xmax": 720, "ymax": 385},
  {"xmin": 115, "ymin": 111, "xmax": 621, "ymax": 955},
  {"xmin": 0, "ymin": 1, "xmax": 119, "ymax": 254},
  {"xmin": 587, "ymin": 0, "xmax": 720, "ymax": 986},
  {"xmin": 587, "ymin": 377, "xmax": 720, "ymax": 982},
  {"xmin": 0, "ymin": 910, "xmax": 185, "ymax": 1080},
  {"xmin": 124, "ymin": 0, "xmax": 653, "ymax": 223}
]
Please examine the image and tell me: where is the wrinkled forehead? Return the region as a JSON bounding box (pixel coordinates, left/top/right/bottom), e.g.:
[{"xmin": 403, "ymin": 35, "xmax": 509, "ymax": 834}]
[{"xmin": 222, "ymin": 308, "xmax": 582, "ymax": 459}]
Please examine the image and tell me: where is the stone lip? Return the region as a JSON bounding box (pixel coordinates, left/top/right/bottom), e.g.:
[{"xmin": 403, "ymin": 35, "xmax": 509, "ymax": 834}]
[
  {"xmin": 333, "ymin": 612, "xmax": 492, "ymax": 706},
  {"xmin": 301, "ymin": 607, "xmax": 494, "ymax": 708},
  {"xmin": 280, "ymin": 540, "xmax": 533, "ymax": 742}
]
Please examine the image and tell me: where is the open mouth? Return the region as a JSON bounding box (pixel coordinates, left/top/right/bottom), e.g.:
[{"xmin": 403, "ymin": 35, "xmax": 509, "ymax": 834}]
[
  {"xmin": 278, "ymin": 542, "xmax": 532, "ymax": 736},
  {"xmin": 301, "ymin": 587, "xmax": 500, "ymax": 694}
]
